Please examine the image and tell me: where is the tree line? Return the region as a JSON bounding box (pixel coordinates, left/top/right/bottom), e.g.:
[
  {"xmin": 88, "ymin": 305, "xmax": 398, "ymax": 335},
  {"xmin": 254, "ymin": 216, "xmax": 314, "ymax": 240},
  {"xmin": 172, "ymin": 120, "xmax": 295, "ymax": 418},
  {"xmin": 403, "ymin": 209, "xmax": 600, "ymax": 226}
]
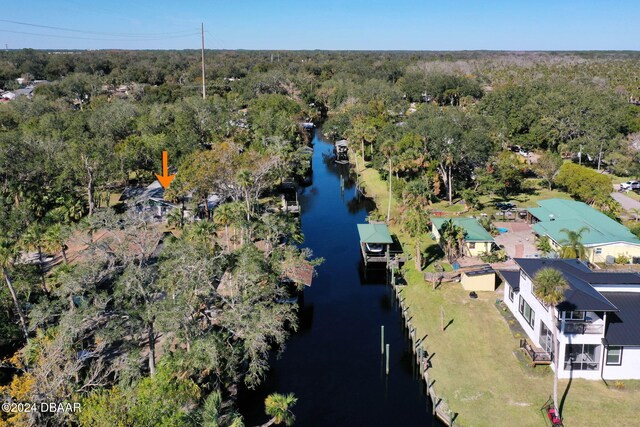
[{"xmin": 2, "ymin": 49, "xmax": 640, "ymax": 426}]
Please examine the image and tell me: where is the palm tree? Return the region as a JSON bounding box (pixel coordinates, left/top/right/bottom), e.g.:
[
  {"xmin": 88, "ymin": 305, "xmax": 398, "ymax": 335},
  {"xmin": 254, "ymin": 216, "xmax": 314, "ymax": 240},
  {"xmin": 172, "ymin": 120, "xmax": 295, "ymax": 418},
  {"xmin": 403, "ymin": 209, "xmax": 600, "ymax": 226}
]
[
  {"xmin": 402, "ymin": 208, "xmax": 430, "ymax": 270},
  {"xmin": 0, "ymin": 238, "xmax": 29, "ymax": 341},
  {"xmin": 21, "ymin": 223, "xmax": 50, "ymax": 296},
  {"xmin": 533, "ymin": 267, "xmax": 569, "ymax": 419},
  {"xmin": 44, "ymin": 223, "xmax": 70, "ymax": 264},
  {"xmin": 186, "ymin": 221, "xmax": 217, "ymax": 250},
  {"xmin": 214, "ymin": 204, "xmax": 234, "ymax": 251},
  {"xmin": 558, "ymin": 227, "xmax": 589, "ymax": 260},
  {"xmin": 630, "ymin": 208, "xmax": 640, "ymax": 222},
  {"xmin": 260, "ymin": 393, "xmax": 297, "ymax": 427},
  {"xmin": 536, "ymin": 236, "xmax": 553, "ymax": 256},
  {"xmin": 237, "ymin": 169, "xmax": 253, "ymax": 222},
  {"xmin": 439, "ymin": 219, "xmax": 465, "ymax": 263}
]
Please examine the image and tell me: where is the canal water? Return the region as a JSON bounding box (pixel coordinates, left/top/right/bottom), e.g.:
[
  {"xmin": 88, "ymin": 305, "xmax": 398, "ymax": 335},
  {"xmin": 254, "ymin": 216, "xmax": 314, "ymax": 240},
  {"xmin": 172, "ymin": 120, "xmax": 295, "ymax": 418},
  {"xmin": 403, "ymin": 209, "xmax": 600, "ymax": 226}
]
[{"xmin": 239, "ymin": 130, "xmax": 436, "ymax": 426}]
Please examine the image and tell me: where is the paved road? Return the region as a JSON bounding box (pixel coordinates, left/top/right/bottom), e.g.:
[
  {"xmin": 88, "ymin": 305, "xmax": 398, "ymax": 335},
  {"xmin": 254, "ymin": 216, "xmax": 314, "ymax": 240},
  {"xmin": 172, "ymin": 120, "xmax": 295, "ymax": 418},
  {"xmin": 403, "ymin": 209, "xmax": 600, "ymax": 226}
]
[{"xmin": 611, "ymin": 191, "xmax": 640, "ymax": 212}]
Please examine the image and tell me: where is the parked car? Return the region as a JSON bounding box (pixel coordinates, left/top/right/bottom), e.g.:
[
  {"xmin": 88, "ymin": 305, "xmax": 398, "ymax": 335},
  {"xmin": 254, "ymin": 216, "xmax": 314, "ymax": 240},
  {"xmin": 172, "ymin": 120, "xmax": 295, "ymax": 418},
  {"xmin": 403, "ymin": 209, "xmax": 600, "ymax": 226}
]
[
  {"xmin": 620, "ymin": 180, "xmax": 640, "ymax": 191},
  {"xmin": 495, "ymin": 202, "xmax": 516, "ymax": 211}
]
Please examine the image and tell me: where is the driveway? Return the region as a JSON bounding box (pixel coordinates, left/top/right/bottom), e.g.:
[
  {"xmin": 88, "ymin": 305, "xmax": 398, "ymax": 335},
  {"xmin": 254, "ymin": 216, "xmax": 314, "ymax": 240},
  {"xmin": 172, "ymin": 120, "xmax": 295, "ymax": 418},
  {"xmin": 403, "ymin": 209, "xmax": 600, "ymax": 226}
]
[
  {"xmin": 611, "ymin": 191, "xmax": 640, "ymax": 213},
  {"xmin": 493, "ymin": 221, "xmax": 539, "ymax": 259}
]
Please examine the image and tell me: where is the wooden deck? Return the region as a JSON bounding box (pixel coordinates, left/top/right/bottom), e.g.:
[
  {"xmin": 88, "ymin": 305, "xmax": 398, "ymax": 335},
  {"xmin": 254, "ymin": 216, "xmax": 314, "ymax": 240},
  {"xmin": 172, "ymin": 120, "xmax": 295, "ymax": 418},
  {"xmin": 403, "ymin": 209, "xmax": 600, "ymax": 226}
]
[
  {"xmin": 519, "ymin": 338, "xmax": 552, "ymax": 366},
  {"xmin": 360, "ymin": 245, "xmax": 406, "ymax": 268}
]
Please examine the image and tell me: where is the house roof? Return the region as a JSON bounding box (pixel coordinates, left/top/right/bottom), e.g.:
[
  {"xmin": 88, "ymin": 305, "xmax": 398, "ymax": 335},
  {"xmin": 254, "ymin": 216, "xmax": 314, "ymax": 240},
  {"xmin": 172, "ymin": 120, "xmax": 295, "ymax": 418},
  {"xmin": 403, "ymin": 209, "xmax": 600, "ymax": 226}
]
[
  {"xmin": 603, "ymin": 293, "xmax": 640, "ymax": 346},
  {"xmin": 430, "ymin": 217, "xmax": 494, "ymax": 242},
  {"xmin": 528, "ymin": 199, "xmax": 640, "ymax": 246},
  {"xmin": 497, "ymin": 269, "xmax": 521, "ymax": 291},
  {"xmin": 514, "ymin": 258, "xmax": 618, "ymax": 312},
  {"xmin": 357, "ymin": 223, "xmax": 393, "ymax": 244},
  {"xmin": 464, "ymin": 266, "xmax": 494, "ymax": 277}
]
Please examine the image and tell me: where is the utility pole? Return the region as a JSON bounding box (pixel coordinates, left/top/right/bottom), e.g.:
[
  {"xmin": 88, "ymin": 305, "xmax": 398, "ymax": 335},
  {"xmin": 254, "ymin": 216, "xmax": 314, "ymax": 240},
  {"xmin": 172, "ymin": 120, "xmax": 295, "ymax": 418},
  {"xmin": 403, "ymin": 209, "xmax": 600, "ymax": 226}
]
[
  {"xmin": 578, "ymin": 144, "xmax": 582, "ymax": 165},
  {"xmin": 597, "ymin": 141, "xmax": 604, "ymax": 172},
  {"xmin": 201, "ymin": 23, "xmax": 206, "ymax": 100}
]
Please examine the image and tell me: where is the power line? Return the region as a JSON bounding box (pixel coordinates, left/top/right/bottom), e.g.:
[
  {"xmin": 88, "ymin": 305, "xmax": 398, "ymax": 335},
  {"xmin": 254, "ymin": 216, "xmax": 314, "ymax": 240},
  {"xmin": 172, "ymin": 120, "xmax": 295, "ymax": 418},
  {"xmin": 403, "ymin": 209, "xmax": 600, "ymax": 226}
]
[
  {"xmin": 205, "ymin": 31, "xmax": 225, "ymax": 50},
  {"xmin": 0, "ymin": 28, "xmax": 200, "ymax": 42},
  {"xmin": 0, "ymin": 18, "xmax": 198, "ymax": 38}
]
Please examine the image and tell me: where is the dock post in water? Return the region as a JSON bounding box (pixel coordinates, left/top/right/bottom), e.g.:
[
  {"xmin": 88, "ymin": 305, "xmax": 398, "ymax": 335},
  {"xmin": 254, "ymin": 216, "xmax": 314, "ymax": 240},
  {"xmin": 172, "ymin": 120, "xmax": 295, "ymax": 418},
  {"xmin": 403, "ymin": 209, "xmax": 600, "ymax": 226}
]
[
  {"xmin": 411, "ymin": 328, "xmax": 417, "ymax": 354},
  {"xmin": 381, "ymin": 325, "xmax": 385, "ymax": 354},
  {"xmin": 385, "ymin": 344, "xmax": 390, "ymax": 375}
]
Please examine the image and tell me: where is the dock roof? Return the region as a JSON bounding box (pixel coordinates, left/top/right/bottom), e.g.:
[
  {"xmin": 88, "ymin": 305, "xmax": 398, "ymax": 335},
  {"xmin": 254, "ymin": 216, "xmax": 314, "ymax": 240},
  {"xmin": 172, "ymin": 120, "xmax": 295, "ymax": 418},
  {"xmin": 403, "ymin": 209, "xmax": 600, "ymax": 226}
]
[
  {"xmin": 357, "ymin": 223, "xmax": 393, "ymax": 244},
  {"xmin": 430, "ymin": 217, "xmax": 494, "ymax": 242},
  {"xmin": 528, "ymin": 199, "xmax": 640, "ymax": 246}
]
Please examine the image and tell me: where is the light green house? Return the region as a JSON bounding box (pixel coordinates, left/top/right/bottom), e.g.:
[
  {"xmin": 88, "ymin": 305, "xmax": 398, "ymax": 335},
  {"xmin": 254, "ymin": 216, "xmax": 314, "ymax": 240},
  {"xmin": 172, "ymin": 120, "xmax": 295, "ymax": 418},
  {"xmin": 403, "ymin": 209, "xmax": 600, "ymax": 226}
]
[
  {"xmin": 527, "ymin": 199, "xmax": 640, "ymax": 264},
  {"xmin": 430, "ymin": 217, "xmax": 495, "ymax": 257}
]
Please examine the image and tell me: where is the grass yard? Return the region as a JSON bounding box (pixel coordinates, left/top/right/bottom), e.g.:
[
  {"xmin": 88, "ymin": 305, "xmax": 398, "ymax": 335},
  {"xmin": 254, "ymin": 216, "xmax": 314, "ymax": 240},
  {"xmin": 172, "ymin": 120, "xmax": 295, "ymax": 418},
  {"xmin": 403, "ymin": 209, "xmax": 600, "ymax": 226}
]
[
  {"xmin": 478, "ymin": 179, "xmax": 573, "ymax": 211},
  {"xmin": 354, "ymin": 163, "xmax": 640, "ymax": 426},
  {"xmin": 400, "ymin": 270, "xmax": 640, "ymax": 427}
]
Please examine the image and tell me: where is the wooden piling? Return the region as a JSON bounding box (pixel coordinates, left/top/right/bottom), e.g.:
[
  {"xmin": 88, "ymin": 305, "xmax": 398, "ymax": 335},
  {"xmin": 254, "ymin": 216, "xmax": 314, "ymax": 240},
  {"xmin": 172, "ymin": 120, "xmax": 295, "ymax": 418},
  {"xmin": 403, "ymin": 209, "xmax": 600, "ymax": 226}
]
[{"xmin": 385, "ymin": 344, "xmax": 390, "ymax": 375}]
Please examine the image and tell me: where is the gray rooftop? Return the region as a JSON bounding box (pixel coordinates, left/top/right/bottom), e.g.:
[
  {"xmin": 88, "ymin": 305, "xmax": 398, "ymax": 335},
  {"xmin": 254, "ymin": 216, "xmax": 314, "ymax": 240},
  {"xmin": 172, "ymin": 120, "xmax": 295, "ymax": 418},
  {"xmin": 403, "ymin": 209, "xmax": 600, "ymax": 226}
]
[{"xmin": 604, "ymin": 293, "xmax": 640, "ymax": 346}]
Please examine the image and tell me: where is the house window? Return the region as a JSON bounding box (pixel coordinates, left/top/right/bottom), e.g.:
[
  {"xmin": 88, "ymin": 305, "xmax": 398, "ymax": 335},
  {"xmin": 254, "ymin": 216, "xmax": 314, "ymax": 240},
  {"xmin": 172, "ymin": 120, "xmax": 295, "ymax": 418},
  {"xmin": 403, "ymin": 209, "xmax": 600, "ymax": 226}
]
[
  {"xmin": 468, "ymin": 242, "xmax": 476, "ymax": 249},
  {"xmin": 606, "ymin": 346, "xmax": 623, "ymax": 366},
  {"xmin": 564, "ymin": 311, "xmax": 585, "ymax": 321},
  {"xmin": 508, "ymin": 285, "xmax": 515, "ymax": 302},
  {"xmin": 539, "ymin": 322, "xmax": 554, "ymax": 358},
  {"xmin": 518, "ymin": 296, "xmax": 535, "ymax": 329},
  {"xmin": 564, "ymin": 344, "xmax": 601, "ymax": 371},
  {"xmin": 595, "ymin": 248, "xmax": 602, "ymax": 255}
]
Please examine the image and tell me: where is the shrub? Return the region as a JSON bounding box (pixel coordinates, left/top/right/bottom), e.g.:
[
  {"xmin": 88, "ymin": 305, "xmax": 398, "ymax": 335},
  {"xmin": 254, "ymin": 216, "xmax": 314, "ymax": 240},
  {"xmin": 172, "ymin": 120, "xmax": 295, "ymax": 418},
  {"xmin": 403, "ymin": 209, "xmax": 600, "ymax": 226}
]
[
  {"xmin": 615, "ymin": 254, "xmax": 631, "ymax": 265},
  {"xmin": 480, "ymin": 250, "xmax": 507, "ymax": 263},
  {"xmin": 554, "ymin": 162, "xmax": 613, "ymax": 205}
]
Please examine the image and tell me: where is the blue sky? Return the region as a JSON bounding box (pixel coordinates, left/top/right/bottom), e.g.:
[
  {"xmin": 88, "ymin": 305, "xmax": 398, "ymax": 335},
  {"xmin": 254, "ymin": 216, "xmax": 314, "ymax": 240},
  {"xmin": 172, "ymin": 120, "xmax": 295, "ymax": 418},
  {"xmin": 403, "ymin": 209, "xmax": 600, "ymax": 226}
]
[{"xmin": 1, "ymin": 0, "xmax": 639, "ymax": 50}]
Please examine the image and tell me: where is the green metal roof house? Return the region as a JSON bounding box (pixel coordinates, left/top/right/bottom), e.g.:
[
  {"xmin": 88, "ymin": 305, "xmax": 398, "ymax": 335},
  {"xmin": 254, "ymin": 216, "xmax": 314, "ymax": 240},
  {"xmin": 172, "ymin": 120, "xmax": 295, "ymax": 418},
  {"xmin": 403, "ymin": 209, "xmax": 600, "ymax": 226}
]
[
  {"xmin": 527, "ymin": 199, "xmax": 640, "ymax": 264},
  {"xmin": 430, "ymin": 217, "xmax": 494, "ymax": 257}
]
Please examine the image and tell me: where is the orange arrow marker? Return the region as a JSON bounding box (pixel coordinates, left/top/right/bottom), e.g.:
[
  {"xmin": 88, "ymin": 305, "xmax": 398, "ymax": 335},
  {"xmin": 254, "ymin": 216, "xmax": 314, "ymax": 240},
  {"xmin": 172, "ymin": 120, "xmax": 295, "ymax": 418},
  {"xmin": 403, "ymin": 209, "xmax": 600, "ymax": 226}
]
[{"xmin": 156, "ymin": 150, "xmax": 176, "ymax": 189}]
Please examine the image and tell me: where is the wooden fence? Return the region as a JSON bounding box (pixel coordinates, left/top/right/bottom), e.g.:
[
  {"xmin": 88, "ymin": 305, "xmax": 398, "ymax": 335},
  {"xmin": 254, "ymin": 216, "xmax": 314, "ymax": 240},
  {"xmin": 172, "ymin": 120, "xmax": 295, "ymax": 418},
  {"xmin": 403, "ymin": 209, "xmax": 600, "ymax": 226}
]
[{"xmin": 392, "ymin": 280, "xmax": 458, "ymax": 426}]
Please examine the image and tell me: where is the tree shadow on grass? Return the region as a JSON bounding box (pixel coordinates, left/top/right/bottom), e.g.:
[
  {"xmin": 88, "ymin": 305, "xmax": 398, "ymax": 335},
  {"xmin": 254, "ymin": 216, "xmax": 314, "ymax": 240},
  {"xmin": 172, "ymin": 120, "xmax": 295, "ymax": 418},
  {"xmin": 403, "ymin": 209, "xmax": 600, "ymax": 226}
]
[
  {"xmin": 423, "ymin": 243, "xmax": 444, "ymax": 268},
  {"xmin": 559, "ymin": 365, "xmax": 574, "ymax": 417},
  {"xmin": 443, "ymin": 318, "xmax": 454, "ymax": 331}
]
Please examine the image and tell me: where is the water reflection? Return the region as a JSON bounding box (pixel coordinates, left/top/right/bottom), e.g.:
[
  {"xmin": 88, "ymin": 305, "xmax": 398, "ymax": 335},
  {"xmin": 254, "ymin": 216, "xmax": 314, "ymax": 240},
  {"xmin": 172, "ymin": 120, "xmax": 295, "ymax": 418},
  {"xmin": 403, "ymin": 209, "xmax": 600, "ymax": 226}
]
[{"xmin": 238, "ymin": 129, "xmax": 436, "ymax": 427}]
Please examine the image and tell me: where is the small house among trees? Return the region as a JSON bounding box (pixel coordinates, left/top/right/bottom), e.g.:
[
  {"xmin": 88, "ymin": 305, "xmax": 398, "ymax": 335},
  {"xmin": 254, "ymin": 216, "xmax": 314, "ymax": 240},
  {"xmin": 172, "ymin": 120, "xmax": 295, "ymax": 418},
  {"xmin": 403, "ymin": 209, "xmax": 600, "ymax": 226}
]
[{"xmin": 431, "ymin": 217, "xmax": 495, "ymax": 258}]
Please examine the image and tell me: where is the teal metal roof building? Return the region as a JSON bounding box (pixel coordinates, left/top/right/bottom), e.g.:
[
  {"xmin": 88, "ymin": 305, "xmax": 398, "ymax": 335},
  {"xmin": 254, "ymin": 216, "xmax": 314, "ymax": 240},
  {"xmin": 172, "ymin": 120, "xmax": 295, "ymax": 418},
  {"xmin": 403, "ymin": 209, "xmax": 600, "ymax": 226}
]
[
  {"xmin": 357, "ymin": 223, "xmax": 393, "ymax": 244},
  {"xmin": 430, "ymin": 217, "xmax": 494, "ymax": 242},
  {"xmin": 528, "ymin": 199, "xmax": 640, "ymax": 246}
]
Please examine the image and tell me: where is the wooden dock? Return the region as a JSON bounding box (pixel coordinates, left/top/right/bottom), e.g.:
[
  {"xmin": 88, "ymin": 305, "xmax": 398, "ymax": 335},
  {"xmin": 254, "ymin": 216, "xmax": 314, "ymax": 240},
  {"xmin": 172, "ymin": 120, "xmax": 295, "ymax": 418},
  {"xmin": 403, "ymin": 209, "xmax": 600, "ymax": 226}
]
[{"xmin": 389, "ymin": 272, "xmax": 458, "ymax": 426}]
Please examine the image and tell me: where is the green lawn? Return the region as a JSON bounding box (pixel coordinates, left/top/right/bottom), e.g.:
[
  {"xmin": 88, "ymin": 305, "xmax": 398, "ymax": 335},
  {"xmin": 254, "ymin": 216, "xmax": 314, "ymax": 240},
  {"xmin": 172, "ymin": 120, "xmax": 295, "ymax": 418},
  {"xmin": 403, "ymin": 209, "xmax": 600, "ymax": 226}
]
[
  {"xmin": 355, "ymin": 164, "xmax": 640, "ymax": 427},
  {"xmin": 478, "ymin": 179, "xmax": 573, "ymax": 211},
  {"xmin": 400, "ymin": 272, "xmax": 640, "ymax": 427}
]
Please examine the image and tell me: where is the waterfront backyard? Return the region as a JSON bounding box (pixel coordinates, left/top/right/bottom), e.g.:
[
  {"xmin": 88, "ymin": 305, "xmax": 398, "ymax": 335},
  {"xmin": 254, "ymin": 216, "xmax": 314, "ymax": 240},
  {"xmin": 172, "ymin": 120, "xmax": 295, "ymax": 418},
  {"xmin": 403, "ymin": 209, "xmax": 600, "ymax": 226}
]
[
  {"xmin": 400, "ymin": 269, "xmax": 640, "ymax": 426},
  {"xmin": 357, "ymin": 164, "xmax": 640, "ymax": 426}
]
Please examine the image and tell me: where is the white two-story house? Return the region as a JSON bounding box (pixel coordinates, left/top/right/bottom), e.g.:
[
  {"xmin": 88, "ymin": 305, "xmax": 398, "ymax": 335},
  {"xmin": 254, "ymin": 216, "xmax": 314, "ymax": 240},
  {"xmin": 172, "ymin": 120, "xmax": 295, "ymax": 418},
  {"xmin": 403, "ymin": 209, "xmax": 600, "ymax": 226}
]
[{"xmin": 498, "ymin": 258, "xmax": 640, "ymax": 380}]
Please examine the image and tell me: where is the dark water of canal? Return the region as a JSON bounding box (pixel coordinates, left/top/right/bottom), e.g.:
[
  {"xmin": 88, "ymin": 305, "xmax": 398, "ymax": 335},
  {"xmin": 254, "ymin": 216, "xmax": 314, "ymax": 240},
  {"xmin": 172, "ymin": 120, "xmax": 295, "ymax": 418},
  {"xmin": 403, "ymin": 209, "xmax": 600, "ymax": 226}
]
[{"xmin": 238, "ymin": 130, "xmax": 437, "ymax": 426}]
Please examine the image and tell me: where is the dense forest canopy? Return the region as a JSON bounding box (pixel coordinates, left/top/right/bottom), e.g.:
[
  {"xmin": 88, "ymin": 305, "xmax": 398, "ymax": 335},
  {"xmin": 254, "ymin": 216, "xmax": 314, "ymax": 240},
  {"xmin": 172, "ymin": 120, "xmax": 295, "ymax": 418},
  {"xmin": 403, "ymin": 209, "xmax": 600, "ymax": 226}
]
[{"xmin": 1, "ymin": 49, "xmax": 640, "ymax": 426}]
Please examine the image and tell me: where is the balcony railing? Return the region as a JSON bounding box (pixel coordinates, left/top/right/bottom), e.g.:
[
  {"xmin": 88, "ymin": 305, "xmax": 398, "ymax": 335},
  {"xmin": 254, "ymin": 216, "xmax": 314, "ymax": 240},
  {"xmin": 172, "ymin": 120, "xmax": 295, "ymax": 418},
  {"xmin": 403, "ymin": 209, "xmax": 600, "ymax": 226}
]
[{"xmin": 562, "ymin": 321, "xmax": 604, "ymax": 335}]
